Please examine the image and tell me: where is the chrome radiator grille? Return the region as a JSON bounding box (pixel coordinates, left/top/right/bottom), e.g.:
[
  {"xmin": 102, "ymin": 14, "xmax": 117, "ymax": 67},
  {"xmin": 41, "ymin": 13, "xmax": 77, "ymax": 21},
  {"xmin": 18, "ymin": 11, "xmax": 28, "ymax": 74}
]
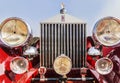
[{"xmin": 40, "ymin": 23, "xmax": 86, "ymax": 68}]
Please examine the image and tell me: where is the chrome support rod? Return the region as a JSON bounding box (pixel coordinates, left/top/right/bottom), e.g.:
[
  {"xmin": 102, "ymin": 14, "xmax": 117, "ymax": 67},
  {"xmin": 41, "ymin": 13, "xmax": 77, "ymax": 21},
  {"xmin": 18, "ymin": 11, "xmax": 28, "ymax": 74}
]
[{"xmin": 31, "ymin": 77, "xmax": 94, "ymax": 81}]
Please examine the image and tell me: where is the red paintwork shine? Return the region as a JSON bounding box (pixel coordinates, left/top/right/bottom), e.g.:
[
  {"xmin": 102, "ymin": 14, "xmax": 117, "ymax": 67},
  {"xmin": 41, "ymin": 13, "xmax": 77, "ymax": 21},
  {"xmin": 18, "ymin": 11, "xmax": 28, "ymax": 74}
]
[
  {"xmin": 87, "ymin": 36, "xmax": 113, "ymax": 67},
  {"xmin": 0, "ymin": 36, "xmax": 119, "ymax": 83},
  {"xmin": 0, "ymin": 48, "xmax": 12, "ymax": 83},
  {"xmin": 0, "ymin": 47, "xmax": 36, "ymax": 83}
]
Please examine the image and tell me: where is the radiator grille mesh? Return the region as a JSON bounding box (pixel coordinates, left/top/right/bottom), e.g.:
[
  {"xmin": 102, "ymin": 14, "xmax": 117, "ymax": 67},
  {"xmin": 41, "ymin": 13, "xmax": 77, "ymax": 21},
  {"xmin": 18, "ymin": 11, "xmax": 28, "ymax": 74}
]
[{"xmin": 40, "ymin": 23, "xmax": 86, "ymax": 68}]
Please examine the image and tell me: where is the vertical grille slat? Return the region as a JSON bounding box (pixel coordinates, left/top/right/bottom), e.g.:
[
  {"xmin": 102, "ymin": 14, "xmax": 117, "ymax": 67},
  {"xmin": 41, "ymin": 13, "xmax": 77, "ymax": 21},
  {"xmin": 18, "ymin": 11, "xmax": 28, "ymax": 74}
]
[
  {"xmin": 60, "ymin": 24, "xmax": 62, "ymax": 54},
  {"xmin": 51, "ymin": 24, "xmax": 54, "ymax": 64},
  {"xmin": 62, "ymin": 24, "xmax": 64, "ymax": 53},
  {"xmin": 50, "ymin": 24, "xmax": 52, "ymax": 67},
  {"xmin": 76, "ymin": 24, "xmax": 79, "ymax": 67},
  {"xmin": 47, "ymin": 24, "xmax": 49, "ymax": 67},
  {"xmin": 68, "ymin": 24, "xmax": 71, "ymax": 58},
  {"xmin": 75, "ymin": 24, "xmax": 77, "ymax": 67},
  {"xmin": 65, "ymin": 24, "xmax": 67, "ymax": 55},
  {"xmin": 61, "ymin": 24, "xmax": 64, "ymax": 53},
  {"xmin": 54, "ymin": 24, "xmax": 57, "ymax": 59},
  {"xmin": 78, "ymin": 24, "xmax": 81, "ymax": 67},
  {"xmin": 58, "ymin": 24, "xmax": 60, "ymax": 56},
  {"xmin": 70, "ymin": 24, "xmax": 72, "ymax": 60},
  {"xmin": 53, "ymin": 24, "xmax": 55, "ymax": 63},
  {"xmin": 48, "ymin": 24, "xmax": 51, "ymax": 68},
  {"xmin": 40, "ymin": 23, "xmax": 86, "ymax": 68},
  {"xmin": 72, "ymin": 24, "xmax": 76, "ymax": 68},
  {"xmin": 82, "ymin": 24, "xmax": 85, "ymax": 67},
  {"xmin": 81, "ymin": 24, "xmax": 83, "ymax": 67},
  {"xmin": 83, "ymin": 24, "xmax": 86, "ymax": 67},
  {"xmin": 56, "ymin": 24, "xmax": 58, "ymax": 57},
  {"xmin": 42, "ymin": 24, "xmax": 44, "ymax": 66},
  {"xmin": 40, "ymin": 24, "xmax": 42, "ymax": 66},
  {"xmin": 44, "ymin": 24, "xmax": 47, "ymax": 67}
]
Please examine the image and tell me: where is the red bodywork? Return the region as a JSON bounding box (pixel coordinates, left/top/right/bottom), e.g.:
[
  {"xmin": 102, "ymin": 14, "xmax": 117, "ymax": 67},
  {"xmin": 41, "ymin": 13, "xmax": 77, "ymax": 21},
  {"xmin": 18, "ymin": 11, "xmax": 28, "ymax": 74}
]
[{"xmin": 0, "ymin": 36, "xmax": 120, "ymax": 83}]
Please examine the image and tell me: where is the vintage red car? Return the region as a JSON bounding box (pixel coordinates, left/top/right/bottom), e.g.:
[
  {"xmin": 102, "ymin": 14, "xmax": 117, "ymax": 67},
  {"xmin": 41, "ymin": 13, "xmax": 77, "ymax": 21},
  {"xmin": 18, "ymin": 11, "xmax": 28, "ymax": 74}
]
[{"xmin": 0, "ymin": 11, "xmax": 120, "ymax": 83}]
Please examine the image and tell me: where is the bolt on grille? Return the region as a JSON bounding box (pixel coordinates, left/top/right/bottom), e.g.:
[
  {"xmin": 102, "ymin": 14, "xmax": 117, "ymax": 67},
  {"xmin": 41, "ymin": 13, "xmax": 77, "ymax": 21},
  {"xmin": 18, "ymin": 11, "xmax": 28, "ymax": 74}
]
[{"xmin": 40, "ymin": 23, "xmax": 86, "ymax": 68}]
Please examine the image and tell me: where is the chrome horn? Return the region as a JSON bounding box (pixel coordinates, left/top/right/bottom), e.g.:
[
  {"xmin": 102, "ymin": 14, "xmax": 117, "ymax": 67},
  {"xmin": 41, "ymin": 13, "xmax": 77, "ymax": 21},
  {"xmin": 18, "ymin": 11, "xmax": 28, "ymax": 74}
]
[
  {"xmin": 23, "ymin": 46, "xmax": 38, "ymax": 60},
  {"xmin": 88, "ymin": 46, "xmax": 101, "ymax": 56},
  {"xmin": 95, "ymin": 57, "xmax": 113, "ymax": 75},
  {"xmin": 10, "ymin": 57, "xmax": 29, "ymax": 74},
  {"xmin": 23, "ymin": 46, "xmax": 38, "ymax": 55}
]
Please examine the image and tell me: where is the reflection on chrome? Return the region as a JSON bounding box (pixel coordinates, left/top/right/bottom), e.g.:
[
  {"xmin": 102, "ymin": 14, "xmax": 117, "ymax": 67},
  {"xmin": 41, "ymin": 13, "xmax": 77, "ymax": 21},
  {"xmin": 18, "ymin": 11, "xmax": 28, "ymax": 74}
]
[
  {"xmin": 93, "ymin": 17, "xmax": 120, "ymax": 46},
  {"xmin": 95, "ymin": 57, "xmax": 113, "ymax": 75},
  {"xmin": 0, "ymin": 17, "xmax": 31, "ymax": 47},
  {"xmin": 88, "ymin": 47, "xmax": 101, "ymax": 56},
  {"xmin": 53, "ymin": 54, "xmax": 72, "ymax": 76},
  {"xmin": 23, "ymin": 46, "xmax": 38, "ymax": 55},
  {"xmin": 10, "ymin": 57, "xmax": 28, "ymax": 74}
]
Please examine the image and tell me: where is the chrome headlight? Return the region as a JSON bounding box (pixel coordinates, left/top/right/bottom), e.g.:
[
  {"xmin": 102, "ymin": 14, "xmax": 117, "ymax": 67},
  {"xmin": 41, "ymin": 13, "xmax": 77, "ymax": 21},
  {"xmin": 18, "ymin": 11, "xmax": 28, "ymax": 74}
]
[
  {"xmin": 95, "ymin": 57, "xmax": 113, "ymax": 75},
  {"xmin": 0, "ymin": 17, "xmax": 31, "ymax": 47},
  {"xmin": 53, "ymin": 54, "xmax": 72, "ymax": 76},
  {"xmin": 93, "ymin": 17, "xmax": 120, "ymax": 47},
  {"xmin": 10, "ymin": 57, "xmax": 29, "ymax": 74}
]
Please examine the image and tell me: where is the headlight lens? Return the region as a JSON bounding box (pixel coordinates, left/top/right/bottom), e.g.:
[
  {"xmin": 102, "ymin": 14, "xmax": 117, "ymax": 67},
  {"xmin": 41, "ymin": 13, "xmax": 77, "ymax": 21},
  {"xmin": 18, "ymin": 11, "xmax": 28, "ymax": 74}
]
[
  {"xmin": 95, "ymin": 57, "xmax": 113, "ymax": 75},
  {"xmin": 10, "ymin": 57, "xmax": 28, "ymax": 74},
  {"xmin": 53, "ymin": 54, "xmax": 72, "ymax": 76},
  {"xmin": 93, "ymin": 17, "xmax": 120, "ymax": 47}
]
